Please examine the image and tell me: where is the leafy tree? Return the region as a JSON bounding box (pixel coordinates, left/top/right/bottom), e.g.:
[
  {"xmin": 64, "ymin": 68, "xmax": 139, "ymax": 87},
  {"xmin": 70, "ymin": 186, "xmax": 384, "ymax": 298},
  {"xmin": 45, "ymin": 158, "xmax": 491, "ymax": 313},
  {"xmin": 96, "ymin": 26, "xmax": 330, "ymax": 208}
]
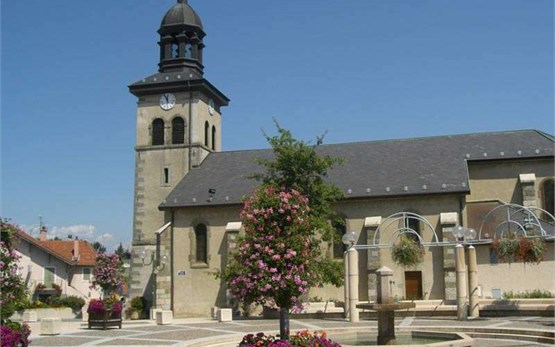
[
  {"xmin": 115, "ymin": 243, "xmax": 131, "ymax": 260},
  {"xmin": 92, "ymin": 241, "xmax": 106, "ymax": 254},
  {"xmin": 252, "ymin": 122, "xmax": 345, "ymax": 286}
]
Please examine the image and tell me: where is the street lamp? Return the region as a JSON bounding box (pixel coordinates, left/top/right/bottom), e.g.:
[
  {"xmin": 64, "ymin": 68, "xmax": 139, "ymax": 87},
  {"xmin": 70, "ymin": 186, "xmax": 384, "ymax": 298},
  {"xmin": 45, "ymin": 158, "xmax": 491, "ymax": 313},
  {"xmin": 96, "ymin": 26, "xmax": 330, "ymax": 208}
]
[
  {"xmin": 451, "ymin": 225, "xmax": 479, "ymax": 320},
  {"xmin": 342, "ymin": 231, "xmax": 359, "ymax": 323}
]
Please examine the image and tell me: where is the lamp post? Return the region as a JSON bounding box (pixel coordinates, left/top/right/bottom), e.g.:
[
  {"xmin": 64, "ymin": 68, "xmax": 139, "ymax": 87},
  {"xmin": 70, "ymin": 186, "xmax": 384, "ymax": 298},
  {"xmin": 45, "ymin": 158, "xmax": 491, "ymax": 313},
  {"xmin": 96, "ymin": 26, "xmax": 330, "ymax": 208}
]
[
  {"xmin": 141, "ymin": 250, "xmax": 167, "ymax": 310},
  {"xmin": 342, "ymin": 231, "xmax": 359, "ymax": 323},
  {"xmin": 451, "ymin": 225, "xmax": 479, "ymax": 320}
]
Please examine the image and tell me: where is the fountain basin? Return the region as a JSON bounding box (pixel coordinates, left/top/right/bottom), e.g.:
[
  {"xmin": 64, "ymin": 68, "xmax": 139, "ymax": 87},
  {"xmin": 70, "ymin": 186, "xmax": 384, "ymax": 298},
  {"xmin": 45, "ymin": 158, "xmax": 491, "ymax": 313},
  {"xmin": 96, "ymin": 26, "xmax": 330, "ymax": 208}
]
[
  {"xmin": 331, "ymin": 330, "xmax": 473, "ymax": 346},
  {"xmin": 357, "ymin": 302, "xmax": 416, "ymax": 311}
]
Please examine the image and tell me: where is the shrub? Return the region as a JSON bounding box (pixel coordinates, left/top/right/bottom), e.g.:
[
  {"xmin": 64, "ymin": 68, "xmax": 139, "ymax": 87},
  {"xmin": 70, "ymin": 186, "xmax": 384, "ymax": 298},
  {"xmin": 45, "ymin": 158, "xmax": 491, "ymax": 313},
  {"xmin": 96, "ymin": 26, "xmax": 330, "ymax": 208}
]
[
  {"xmin": 391, "ymin": 234, "xmax": 424, "ymax": 268},
  {"xmin": 129, "ymin": 296, "xmax": 144, "ymax": 312},
  {"xmin": 50, "ymin": 296, "xmax": 86, "ymax": 311},
  {"xmin": 503, "ymin": 290, "xmax": 554, "ymax": 299}
]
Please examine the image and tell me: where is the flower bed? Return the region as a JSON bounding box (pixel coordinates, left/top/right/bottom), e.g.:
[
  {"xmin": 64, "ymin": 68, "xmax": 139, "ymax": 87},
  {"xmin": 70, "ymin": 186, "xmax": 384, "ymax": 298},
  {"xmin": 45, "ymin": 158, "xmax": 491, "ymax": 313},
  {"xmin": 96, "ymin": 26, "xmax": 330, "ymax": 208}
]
[{"xmin": 239, "ymin": 330, "xmax": 341, "ymax": 347}]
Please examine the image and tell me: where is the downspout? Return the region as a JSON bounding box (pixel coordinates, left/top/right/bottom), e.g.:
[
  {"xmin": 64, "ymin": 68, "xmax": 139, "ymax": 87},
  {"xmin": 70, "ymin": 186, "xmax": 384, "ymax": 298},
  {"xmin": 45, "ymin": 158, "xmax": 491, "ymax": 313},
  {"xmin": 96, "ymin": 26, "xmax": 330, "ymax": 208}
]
[
  {"xmin": 188, "ymin": 82, "xmax": 193, "ymax": 171},
  {"xmin": 170, "ymin": 209, "xmax": 175, "ymax": 313}
]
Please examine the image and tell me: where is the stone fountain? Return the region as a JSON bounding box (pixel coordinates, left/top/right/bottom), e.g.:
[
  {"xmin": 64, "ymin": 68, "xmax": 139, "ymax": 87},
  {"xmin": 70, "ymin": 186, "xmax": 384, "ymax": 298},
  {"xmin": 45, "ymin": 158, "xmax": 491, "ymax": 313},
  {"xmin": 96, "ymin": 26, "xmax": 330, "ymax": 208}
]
[{"xmin": 357, "ymin": 266, "xmax": 415, "ymax": 345}]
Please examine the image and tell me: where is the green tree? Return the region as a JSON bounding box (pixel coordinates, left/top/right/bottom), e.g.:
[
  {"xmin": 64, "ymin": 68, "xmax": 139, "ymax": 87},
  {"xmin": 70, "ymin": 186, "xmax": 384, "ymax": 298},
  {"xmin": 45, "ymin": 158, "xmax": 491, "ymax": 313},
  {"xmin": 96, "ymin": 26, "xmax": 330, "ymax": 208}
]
[
  {"xmin": 92, "ymin": 241, "xmax": 106, "ymax": 254},
  {"xmin": 251, "ymin": 122, "xmax": 345, "ymax": 286},
  {"xmin": 115, "ymin": 243, "xmax": 131, "ymax": 260}
]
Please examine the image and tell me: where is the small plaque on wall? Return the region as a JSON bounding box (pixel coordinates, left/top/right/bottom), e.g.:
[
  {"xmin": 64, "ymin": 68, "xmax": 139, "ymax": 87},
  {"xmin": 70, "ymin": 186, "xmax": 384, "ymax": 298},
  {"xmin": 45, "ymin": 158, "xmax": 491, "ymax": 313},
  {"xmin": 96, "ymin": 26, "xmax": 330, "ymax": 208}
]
[{"xmin": 177, "ymin": 270, "xmax": 187, "ymax": 276}]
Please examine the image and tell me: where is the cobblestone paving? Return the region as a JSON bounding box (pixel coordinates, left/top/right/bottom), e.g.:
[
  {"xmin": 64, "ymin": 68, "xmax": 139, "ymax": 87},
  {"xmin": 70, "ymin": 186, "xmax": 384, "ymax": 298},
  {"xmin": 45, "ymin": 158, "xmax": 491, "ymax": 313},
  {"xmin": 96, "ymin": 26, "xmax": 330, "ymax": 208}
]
[{"xmin": 27, "ymin": 316, "xmax": 554, "ymax": 347}]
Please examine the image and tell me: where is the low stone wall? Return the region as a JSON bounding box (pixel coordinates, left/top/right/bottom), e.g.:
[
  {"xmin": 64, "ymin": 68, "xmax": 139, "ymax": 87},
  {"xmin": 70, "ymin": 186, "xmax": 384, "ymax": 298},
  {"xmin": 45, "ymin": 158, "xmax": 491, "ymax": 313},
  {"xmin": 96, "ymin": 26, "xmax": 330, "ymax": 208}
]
[{"xmin": 13, "ymin": 308, "xmax": 80, "ymax": 321}]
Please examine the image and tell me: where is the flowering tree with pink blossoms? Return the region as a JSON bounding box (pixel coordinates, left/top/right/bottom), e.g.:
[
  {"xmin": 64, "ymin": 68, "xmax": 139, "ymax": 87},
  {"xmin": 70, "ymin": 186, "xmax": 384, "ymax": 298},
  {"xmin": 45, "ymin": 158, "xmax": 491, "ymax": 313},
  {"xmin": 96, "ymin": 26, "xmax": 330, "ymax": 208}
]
[
  {"xmin": 1, "ymin": 220, "xmax": 31, "ymax": 346},
  {"xmin": 225, "ymin": 186, "xmax": 322, "ymax": 339},
  {"xmin": 91, "ymin": 253, "xmax": 124, "ymax": 295}
]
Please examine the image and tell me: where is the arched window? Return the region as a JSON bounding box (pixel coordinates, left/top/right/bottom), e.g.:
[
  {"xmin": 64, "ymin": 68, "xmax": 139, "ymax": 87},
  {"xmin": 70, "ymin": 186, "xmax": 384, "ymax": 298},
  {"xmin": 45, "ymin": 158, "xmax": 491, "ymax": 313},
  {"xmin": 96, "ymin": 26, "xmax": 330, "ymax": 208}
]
[
  {"xmin": 333, "ymin": 217, "xmax": 347, "ymax": 259},
  {"xmin": 404, "ymin": 213, "xmax": 421, "ymax": 242},
  {"xmin": 194, "ymin": 224, "xmax": 208, "ymax": 264},
  {"xmin": 204, "ymin": 121, "xmax": 209, "ymax": 147},
  {"xmin": 541, "ymin": 179, "xmax": 554, "ymax": 219},
  {"xmin": 152, "ymin": 118, "xmax": 165, "ymax": 146},
  {"xmin": 172, "ymin": 117, "xmax": 185, "ymax": 144},
  {"xmin": 171, "ymin": 42, "xmax": 179, "ymax": 58},
  {"xmin": 211, "ymin": 126, "xmax": 216, "ymax": 150}
]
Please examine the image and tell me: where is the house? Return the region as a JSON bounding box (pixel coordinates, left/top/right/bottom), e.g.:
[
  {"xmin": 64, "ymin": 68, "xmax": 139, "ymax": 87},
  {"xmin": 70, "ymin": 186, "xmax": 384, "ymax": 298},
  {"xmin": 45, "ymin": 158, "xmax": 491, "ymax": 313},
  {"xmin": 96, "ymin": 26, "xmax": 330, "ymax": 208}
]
[
  {"xmin": 15, "ymin": 226, "xmax": 100, "ymax": 301},
  {"xmin": 128, "ymin": 1, "xmax": 555, "ymax": 317}
]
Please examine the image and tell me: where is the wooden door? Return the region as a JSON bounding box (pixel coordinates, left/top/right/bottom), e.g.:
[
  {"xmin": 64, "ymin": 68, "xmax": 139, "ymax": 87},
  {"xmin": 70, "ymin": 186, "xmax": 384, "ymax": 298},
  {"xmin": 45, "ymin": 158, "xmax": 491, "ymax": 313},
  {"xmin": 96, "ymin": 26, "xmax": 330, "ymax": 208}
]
[{"xmin": 405, "ymin": 271, "xmax": 422, "ymax": 299}]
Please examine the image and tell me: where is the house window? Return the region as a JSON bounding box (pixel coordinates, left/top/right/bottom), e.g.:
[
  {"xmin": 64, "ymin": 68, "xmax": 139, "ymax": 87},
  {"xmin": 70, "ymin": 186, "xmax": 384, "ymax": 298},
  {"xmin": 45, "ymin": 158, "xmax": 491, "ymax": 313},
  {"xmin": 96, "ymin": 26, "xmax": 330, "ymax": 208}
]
[
  {"xmin": 172, "ymin": 117, "xmax": 185, "ymax": 144},
  {"xmin": 333, "ymin": 219, "xmax": 347, "ymax": 259},
  {"xmin": 204, "ymin": 121, "xmax": 209, "ymax": 147},
  {"xmin": 211, "ymin": 126, "xmax": 216, "ymax": 150},
  {"xmin": 83, "ymin": 267, "xmax": 91, "ymax": 281},
  {"xmin": 195, "ymin": 224, "xmax": 208, "ymax": 264},
  {"xmin": 541, "ymin": 179, "xmax": 554, "ymax": 219},
  {"xmin": 152, "ymin": 118, "xmax": 165, "ymax": 145},
  {"xmin": 44, "ymin": 266, "xmax": 56, "ymax": 288}
]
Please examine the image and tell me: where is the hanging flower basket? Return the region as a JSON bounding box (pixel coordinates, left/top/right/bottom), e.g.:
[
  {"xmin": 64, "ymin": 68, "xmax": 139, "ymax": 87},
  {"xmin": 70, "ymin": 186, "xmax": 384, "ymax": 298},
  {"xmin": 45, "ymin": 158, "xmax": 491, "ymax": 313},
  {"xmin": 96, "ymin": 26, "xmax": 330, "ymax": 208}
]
[
  {"xmin": 391, "ymin": 234, "xmax": 425, "ymax": 268},
  {"xmin": 493, "ymin": 234, "xmax": 545, "ymax": 265}
]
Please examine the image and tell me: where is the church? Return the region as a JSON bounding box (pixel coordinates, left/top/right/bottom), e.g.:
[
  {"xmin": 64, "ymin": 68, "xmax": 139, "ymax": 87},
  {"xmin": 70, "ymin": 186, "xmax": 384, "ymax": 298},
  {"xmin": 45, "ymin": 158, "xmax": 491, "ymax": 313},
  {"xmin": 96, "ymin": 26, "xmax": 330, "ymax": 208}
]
[{"xmin": 128, "ymin": 0, "xmax": 555, "ymax": 317}]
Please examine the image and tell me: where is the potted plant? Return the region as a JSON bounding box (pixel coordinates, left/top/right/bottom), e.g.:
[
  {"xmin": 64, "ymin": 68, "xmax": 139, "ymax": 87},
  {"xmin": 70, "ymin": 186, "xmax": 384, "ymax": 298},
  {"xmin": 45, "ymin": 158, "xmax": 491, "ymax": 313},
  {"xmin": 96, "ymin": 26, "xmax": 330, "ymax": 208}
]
[
  {"xmin": 88, "ymin": 253, "xmax": 125, "ymax": 329},
  {"xmin": 124, "ymin": 296, "xmax": 144, "ymax": 320},
  {"xmin": 391, "ymin": 234, "xmax": 425, "ymax": 268},
  {"xmin": 492, "ymin": 233, "xmax": 521, "ymax": 264},
  {"xmin": 88, "ymin": 295, "xmax": 122, "ymax": 329}
]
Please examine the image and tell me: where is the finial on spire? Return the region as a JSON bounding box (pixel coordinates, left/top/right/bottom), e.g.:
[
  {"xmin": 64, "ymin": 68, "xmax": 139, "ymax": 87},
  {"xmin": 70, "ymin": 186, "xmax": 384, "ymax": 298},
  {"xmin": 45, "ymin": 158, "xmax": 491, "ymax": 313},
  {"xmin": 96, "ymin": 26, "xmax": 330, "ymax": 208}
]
[{"xmin": 178, "ymin": 0, "xmax": 187, "ymax": 4}]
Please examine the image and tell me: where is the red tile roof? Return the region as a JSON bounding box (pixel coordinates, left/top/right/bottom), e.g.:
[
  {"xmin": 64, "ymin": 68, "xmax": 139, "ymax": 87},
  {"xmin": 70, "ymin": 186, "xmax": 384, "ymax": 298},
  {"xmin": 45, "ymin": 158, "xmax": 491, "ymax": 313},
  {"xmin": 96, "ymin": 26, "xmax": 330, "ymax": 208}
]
[{"xmin": 15, "ymin": 229, "xmax": 97, "ymax": 266}]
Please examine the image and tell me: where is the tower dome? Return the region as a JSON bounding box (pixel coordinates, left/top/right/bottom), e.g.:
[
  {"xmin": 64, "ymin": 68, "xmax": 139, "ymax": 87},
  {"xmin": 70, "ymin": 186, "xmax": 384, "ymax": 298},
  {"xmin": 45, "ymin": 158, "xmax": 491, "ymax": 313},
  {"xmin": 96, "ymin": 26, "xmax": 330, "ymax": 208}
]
[
  {"xmin": 158, "ymin": 0, "xmax": 206, "ymax": 73},
  {"xmin": 160, "ymin": 0, "xmax": 203, "ymax": 30}
]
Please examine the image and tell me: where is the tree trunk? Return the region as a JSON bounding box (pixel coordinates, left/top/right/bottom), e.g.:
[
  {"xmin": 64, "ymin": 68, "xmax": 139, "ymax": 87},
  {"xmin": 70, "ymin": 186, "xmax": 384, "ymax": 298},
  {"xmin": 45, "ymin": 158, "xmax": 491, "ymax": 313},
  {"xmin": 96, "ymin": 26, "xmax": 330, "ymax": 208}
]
[{"xmin": 279, "ymin": 307, "xmax": 290, "ymax": 340}]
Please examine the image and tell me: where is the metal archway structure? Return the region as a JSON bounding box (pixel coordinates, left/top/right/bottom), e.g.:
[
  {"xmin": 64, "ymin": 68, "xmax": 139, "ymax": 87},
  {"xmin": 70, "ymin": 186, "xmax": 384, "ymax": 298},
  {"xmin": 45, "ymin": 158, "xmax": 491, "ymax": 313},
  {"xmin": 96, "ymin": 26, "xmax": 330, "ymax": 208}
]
[
  {"xmin": 477, "ymin": 204, "xmax": 555, "ymax": 241},
  {"xmin": 366, "ymin": 212, "xmax": 444, "ymax": 249}
]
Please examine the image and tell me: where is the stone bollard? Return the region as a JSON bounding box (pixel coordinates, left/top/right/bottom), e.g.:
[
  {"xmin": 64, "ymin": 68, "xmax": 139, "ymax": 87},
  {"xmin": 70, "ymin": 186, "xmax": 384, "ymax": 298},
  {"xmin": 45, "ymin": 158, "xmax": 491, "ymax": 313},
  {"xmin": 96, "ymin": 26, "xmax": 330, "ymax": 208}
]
[
  {"xmin": 40, "ymin": 318, "xmax": 61, "ymax": 335},
  {"xmin": 218, "ymin": 308, "xmax": 232, "ymax": 322},
  {"xmin": 156, "ymin": 310, "xmax": 173, "ymax": 325},
  {"xmin": 150, "ymin": 308, "xmax": 162, "ymax": 320}
]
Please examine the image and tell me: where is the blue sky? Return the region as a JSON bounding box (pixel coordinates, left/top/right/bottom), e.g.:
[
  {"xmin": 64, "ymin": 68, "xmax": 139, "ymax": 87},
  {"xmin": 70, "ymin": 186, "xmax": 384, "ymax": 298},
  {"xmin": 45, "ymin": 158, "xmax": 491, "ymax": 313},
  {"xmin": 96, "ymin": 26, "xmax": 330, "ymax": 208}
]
[{"xmin": 2, "ymin": 1, "xmax": 553, "ymax": 251}]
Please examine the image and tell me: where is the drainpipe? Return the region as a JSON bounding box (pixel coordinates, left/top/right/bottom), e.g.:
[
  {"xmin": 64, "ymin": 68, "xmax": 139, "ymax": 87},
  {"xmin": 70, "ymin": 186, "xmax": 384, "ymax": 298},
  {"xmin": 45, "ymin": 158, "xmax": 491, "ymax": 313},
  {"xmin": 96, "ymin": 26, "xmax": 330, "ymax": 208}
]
[{"xmin": 188, "ymin": 82, "xmax": 193, "ymax": 171}]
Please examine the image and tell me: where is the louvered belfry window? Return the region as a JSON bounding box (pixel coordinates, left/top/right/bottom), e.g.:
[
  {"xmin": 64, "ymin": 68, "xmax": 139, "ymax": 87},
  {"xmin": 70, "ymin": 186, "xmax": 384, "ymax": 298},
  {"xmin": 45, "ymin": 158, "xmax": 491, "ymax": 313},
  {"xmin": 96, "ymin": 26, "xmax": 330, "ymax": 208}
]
[
  {"xmin": 172, "ymin": 117, "xmax": 185, "ymax": 144},
  {"xmin": 152, "ymin": 118, "xmax": 165, "ymax": 145}
]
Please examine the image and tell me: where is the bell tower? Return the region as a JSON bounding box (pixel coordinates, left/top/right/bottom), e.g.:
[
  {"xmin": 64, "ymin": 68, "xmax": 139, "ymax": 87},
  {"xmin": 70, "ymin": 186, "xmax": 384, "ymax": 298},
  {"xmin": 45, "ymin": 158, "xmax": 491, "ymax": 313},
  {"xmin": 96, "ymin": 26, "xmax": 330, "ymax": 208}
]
[{"xmin": 128, "ymin": 0, "xmax": 229, "ymax": 307}]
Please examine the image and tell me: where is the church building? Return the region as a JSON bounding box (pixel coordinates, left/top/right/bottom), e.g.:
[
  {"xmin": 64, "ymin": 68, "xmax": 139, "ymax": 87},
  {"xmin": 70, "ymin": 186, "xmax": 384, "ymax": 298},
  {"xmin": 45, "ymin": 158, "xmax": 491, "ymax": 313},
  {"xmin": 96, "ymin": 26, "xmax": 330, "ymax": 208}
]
[{"xmin": 129, "ymin": 0, "xmax": 555, "ymax": 317}]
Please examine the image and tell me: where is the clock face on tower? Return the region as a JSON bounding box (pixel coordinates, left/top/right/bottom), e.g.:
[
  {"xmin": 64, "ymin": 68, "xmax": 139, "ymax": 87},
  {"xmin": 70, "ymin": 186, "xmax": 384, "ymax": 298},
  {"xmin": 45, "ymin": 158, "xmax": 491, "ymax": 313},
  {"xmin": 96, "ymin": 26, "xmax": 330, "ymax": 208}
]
[{"xmin": 159, "ymin": 93, "xmax": 176, "ymax": 111}]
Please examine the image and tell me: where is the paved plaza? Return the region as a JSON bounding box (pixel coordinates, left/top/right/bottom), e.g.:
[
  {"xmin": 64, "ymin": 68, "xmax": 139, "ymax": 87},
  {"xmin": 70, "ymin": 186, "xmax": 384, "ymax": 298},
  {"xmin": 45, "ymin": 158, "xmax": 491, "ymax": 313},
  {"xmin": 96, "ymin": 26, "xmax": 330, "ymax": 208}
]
[{"xmin": 26, "ymin": 316, "xmax": 554, "ymax": 347}]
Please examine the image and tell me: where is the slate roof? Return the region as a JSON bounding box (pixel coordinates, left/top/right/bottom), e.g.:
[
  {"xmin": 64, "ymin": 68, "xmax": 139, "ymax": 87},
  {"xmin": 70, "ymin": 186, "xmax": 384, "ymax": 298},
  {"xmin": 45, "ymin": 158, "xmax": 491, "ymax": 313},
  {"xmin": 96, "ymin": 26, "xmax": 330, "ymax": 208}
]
[
  {"xmin": 15, "ymin": 230, "xmax": 97, "ymax": 266},
  {"xmin": 161, "ymin": 130, "xmax": 554, "ymax": 209}
]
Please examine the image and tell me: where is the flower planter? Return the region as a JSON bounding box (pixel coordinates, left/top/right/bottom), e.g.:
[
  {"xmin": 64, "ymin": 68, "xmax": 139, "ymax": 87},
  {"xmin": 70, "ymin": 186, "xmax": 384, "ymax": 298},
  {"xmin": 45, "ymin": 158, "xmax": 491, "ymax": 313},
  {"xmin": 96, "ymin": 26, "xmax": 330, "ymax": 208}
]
[{"xmin": 88, "ymin": 310, "xmax": 122, "ymax": 330}]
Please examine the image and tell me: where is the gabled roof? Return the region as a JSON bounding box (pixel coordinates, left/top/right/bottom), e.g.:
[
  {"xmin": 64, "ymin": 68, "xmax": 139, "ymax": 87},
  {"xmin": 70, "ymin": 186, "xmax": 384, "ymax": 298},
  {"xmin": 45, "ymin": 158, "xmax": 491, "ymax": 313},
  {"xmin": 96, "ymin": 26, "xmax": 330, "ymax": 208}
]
[
  {"xmin": 15, "ymin": 230, "xmax": 97, "ymax": 266},
  {"xmin": 161, "ymin": 129, "xmax": 554, "ymax": 209}
]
